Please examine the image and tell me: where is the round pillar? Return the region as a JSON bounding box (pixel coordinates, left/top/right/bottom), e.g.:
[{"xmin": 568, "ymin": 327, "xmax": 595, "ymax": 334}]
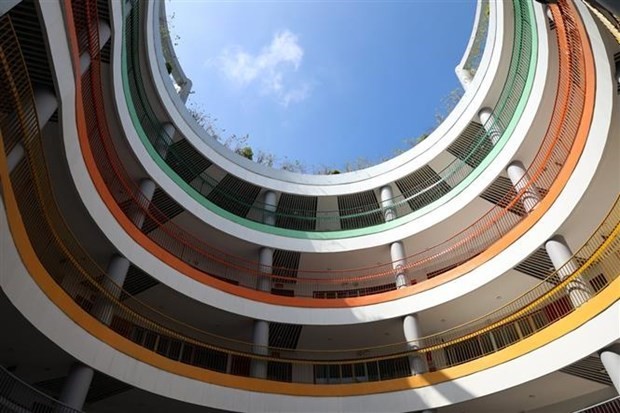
[
  {"xmin": 545, "ymin": 236, "xmax": 593, "ymax": 307},
  {"xmin": 506, "ymin": 160, "xmax": 540, "ymax": 213},
  {"xmin": 391, "ymin": 241, "xmax": 408, "ymax": 289},
  {"xmin": 92, "ymin": 255, "xmax": 130, "ymax": 325},
  {"xmin": 478, "ymin": 107, "xmax": 502, "ymax": 145},
  {"xmin": 156, "ymin": 122, "xmax": 175, "ymax": 158},
  {"xmin": 599, "ymin": 346, "xmax": 620, "ymax": 394},
  {"xmin": 58, "ymin": 363, "xmax": 94, "ymax": 410},
  {"xmin": 250, "ymin": 320, "xmax": 269, "ymax": 379},
  {"xmin": 380, "ymin": 185, "xmax": 397, "ymax": 222},
  {"xmin": 257, "ymin": 247, "xmax": 273, "ymax": 292},
  {"xmin": 403, "ymin": 314, "xmax": 427, "ymax": 375},
  {"xmin": 131, "ymin": 178, "xmax": 156, "ymax": 228},
  {"xmin": 262, "ymin": 190, "xmax": 277, "ymax": 227},
  {"xmin": 79, "ymin": 20, "xmax": 112, "ymax": 75},
  {"xmin": 33, "ymin": 86, "xmax": 58, "ymax": 129},
  {"xmin": 97, "ymin": 21, "xmax": 111, "ymax": 47},
  {"xmin": 251, "ymin": 191, "xmax": 277, "ymax": 378},
  {"xmin": 6, "ymin": 143, "xmax": 24, "ymax": 174}
]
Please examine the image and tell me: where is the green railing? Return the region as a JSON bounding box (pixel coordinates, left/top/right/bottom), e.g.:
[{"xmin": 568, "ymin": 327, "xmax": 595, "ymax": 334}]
[
  {"xmin": 122, "ymin": 0, "xmax": 536, "ymax": 236},
  {"xmin": 1, "ymin": 0, "xmax": 614, "ymax": 389}
]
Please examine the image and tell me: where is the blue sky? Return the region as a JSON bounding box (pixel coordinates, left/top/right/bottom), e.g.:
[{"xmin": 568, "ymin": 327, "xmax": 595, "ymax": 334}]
[{"xmin": 166, "ymin": 0, "xmax": 476, "ymax": 172}]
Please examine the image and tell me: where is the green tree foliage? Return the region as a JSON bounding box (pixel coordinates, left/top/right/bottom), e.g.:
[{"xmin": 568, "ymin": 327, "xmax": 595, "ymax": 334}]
[
  {"xmin": 236, "ymin": 146, "xmax": 254, "ymax": 161},
  {"xmin": 184, "ymin": 86, "xmax": 464, "ymax": 174}
]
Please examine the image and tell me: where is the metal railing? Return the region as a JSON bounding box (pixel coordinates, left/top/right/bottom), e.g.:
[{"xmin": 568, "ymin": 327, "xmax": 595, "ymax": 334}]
[
  {"xmin": 573, "ymin": 396, "xmax": 620, "ymax": 413},
  {"xmin": 124, "ymin": 0, "xmax": 532, "ymax": 233},
  {"xmin": 79, "ymin": 0, "xmax": 591, "ymax": 302},
  {"xmin": 0, "ymin": 0, "xmax": 614, "ymax": 387},
  {"xmin": 0, "ymin": 365, "xmax": 81, "ymax": 413}
]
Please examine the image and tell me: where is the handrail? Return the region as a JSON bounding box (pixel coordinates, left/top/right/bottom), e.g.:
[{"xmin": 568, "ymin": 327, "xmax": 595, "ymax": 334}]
[
  {"xmin": 82, "ymin": 0, "xmax": 584, "ymax": 303},
  {"xmin": 126, "ymin": 0, "xmax": 528, "ymax": 234},
  {"xmin": 0, "ymin": 365, "xmax": 81, "ymax": 413},
  {"xmin": 72, "ymin": 0, "xmax": 595, "ymax": 307},
  {"xmin": 0, "ymin": 0, "xmax": 613, "ymax": 381},
  {"xmin": 572, "ymin": 396, "xmax": 620, "ymax": 413},
  {"xmin": 2, "ymin": 63, "xmax": 618, "ymax": 382}
]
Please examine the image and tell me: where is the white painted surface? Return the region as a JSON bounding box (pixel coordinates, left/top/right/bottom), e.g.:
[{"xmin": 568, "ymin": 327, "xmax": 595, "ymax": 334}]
[
  {"xmin": 108, "ymin": 0, "xmax": 548, "ymax": 254},
  {"xmin": 142, "ymin": 0, "xmax": 507, "ymax": 193},
  {"xmin": 33, "ymin": 0, "xmax": 619, "ymax": 327},
  {"xmin": 1, "ymin": 204, "xmax": 617, "ymax": 412}
]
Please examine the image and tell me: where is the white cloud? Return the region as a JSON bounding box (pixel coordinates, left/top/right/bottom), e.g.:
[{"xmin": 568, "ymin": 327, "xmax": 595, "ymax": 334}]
[
  {"xmin": 215, "ymin": 30, "xmax": 311, "ymax": 106},
  {"xmin": 280, "ymin": 83, "xmax": 311, "ymax": 107}
]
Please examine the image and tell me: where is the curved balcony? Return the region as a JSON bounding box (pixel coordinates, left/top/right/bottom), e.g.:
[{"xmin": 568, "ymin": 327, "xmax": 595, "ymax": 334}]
[
  {"xmin": 0, "ymin": 365, "xmax": 80, "ymax": 413},
  {"xmin": 0, "ymin": 61, "xmax": 618, "ymax": 392},
  {"xmin": 0, "ymin": 2, "xmax": 618, "ymax": 411},
  {"xmin": 0, "ymin": 0, "xmax": 616, "ymax": 379},
  {"xmin": 55, "ymin": 0, "xmax": 605, "ymax": 313},
  {"xmin": 127, "ymin": 0, "xmax": 532, "ymax": 237}
]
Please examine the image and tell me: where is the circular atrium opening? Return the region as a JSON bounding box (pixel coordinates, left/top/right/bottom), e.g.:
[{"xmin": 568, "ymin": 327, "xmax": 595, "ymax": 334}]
[{"xmin": 162, "ymin": 0, "xmax": 478, "ymax": 174}]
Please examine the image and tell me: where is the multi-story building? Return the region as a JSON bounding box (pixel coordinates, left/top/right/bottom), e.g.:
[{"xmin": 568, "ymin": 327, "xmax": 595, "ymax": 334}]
[{"xmin": 0, "ymin": 0, "xmax": 618, "ymax": 411}]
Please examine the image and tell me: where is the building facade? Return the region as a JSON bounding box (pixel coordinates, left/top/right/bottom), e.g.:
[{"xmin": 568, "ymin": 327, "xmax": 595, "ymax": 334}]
[{"xmin": 0, "ymin": 0, "xmax": 619, "ymax": 412}]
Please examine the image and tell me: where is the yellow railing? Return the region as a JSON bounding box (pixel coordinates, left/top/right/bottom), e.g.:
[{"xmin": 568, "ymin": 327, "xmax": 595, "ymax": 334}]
[{"xmin": 0, "ymin": 0, "xmax": 616, "ymax": 394}]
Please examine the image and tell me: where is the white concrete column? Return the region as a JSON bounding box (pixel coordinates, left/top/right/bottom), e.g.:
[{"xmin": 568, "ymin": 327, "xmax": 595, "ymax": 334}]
[
  {"xmin": 380, "ymin": 185, "xmax": 397, "ymax": 222},
  {"xmin": 250, "ymin": 193, "xmax": 277, "ymax": 378},
  {"xmin": 33, "ymin": 86, "xmax": 58, "ymax": 128},
  {"xmin": 403, "ymin": 314, "xmax": 427, "ymax": 375},
  {"xmin": 545, "ymin": 235, "xmax": 593, "ymax": 308},
  {"xmin": 91, "ymin": 255, "xmax": 130, "ymax": 325},
  {"xmin": 6, "ymin": 144, "xmax": 24, "ymax": 174},
  {"xmin": 251, "ymin": 248, "xmax": 272, "ymax": 376},
  {"xmin": 250, "ymin": 319, "xmax": 269, "ymax": 379},
  {"xmin": 257, "ymin": 247, "xmax": 273, "ymax": 292},
  {"xmin": 478, "ymin": 107, "xmax": 502, "ymax": 145},
  {"xmin": 7, "ymin": 84, "xmax": 59, "ymax": 172},
  {"xmin": 506, "ymin": 160, "xmax": 540, "ymax": 213},
  {"xmin": 79, "ymin": 20, "xmax": 111, "ymax": 75},
  {"xmin": 131, "ymin": 178, "xmax": 156, "ymax": 228},
  {"xmin": 381, "ymin": 185, "xmax": 408, "ymax": 288},
  {"xmin": 599, "ymin": 345, "xmax": 620, "ymax": 394},
  {"xmin": 391, "ymin": 241, "xmax": 408, "ymax": 290},
  {"xmin": 58, "ymin": 362, "xmax": 94, "ymax": 410},
  {"xmin": 156, "ymin": 122, "xmax": 175, "ymax": 158},
  {"xmin": 262, "ymin": 190, "xmax": 277, "ymax": 227}
]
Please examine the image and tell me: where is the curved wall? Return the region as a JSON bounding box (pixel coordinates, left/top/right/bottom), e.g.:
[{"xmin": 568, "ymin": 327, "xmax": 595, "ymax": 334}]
[
  {"xmin": 0, "ymin": 195, "xmax": 617, "ymax": 411},
  {"xmin": 49, "ymin": 0, "xmax": 616, "ymax": 322}
]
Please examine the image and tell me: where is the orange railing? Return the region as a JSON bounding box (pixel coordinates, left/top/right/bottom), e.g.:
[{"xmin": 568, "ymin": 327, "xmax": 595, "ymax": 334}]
[
  {"xmin": 0, "ymin": 0, "xmax": 616, "ymax": 392},
  {"xmin": 65, "ymin": 0, "xmax": 596, "ymax": 307}
]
